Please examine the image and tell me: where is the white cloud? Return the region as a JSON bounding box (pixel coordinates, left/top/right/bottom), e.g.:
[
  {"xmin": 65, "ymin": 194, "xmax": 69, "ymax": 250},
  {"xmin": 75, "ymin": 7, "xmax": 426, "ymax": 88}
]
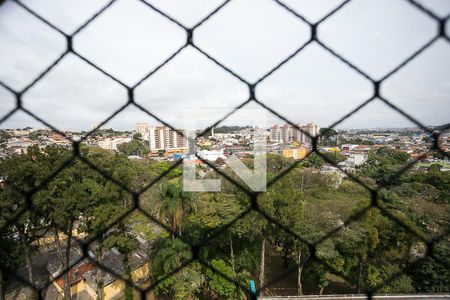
[{"xmin": 0, "ymin": 0, "xmax": 449, "ymax": 130}]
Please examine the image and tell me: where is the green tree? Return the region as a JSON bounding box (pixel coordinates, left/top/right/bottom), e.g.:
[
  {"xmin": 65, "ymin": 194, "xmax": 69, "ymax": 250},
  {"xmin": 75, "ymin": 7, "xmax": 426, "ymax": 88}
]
[
  {"xmin": 34, "ymin": 157, "xmax": 91, "ymax": 300},
  {"xmin": 266, "ymin": 154, "xmax": 295, "ymax": 175},
  {"xmin": 0, "ymin": 231, "xmax": 23, "ymax": 300},
  {"xmin": 0, "ymin": 145, "xmax": 67, "ymax": 300},
  {"xmin": 403, "ymin": 165, "xmax": 450, "ymax": 203},
  {"xmin": 319, "ymin": 128, "xmax": 338, "ymax": 146},
  {"xmin": 319, "ymin": 128, "xmax": 338, "ymax": 138},
  {"xmin": 331, "ymin": 207, "xmax": 418, "ymax": 293},
  {"xmin": 305, "ymin": 261, "xmax": 329, "ymax": 294},
  {"xmin": 159, "ymin": 180, "xmax": 192, "ymax": 237},
  {"xmin": 0, "ymin": 131, "xmax": 11, "ymax": 149},
  {"xmin": 80, "ymin": 203, "xmax": 125, "ymax": 299},
  {"xmin": 358, "ymin": 147, "xmax": 409, "ymax": 186},
  {"xmin": 206, "ymin": 259, "xmax": 244, "ymax": 299},
  {"xmin": 33, "ymin": 146, "xmax": 134, "ymax": 300},
  {"xmin": 260, "ymin": 171, "xmax": 308, "ymax": 294},
  {"xmin": 103, "ymin": 225, "xmax": 137, "ymax": 300},
  {"xmin": 151, "ymin": 238, "xmax": 201, "ymax": 300},
  {"xmin": 117, "ymin": 140, "xmax": 149, "ymax": 157},
  {"xmin": 302, "ymin": 153, "xmax": 324, "ymax": 168},
  {"xmin": 411, "ymin": 241, "xmax": 450, "ymax": 292},
  {"xmin": 133, "ymin": 132, "xmax": 142, "ymax": 141},
  {"xmin": 157, "ymin": 149, "xmax": 165, "ymax": 157}
]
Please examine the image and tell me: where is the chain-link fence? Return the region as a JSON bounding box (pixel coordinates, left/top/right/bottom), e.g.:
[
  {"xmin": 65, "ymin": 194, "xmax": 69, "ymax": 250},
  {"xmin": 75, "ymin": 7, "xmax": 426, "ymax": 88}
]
[{"xmin": 0, "ymin": 0, "xmax": 449, "ymax": 299}]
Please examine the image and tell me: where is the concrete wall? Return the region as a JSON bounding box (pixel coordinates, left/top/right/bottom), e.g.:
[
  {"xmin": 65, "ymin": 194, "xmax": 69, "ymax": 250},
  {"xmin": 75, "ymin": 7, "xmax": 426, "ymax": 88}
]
[
  {"xmin": 100, "ymin": 263, "xmax": 151, "ymax": 300},
  {"xmin": 131, "ymin": 262, "xmax": 150, "ymax": 282},
  {"xmin": 51, "ymin": 278, "xmax": 90, "ymax": 298},
  {"xmin": 103, "ymin": 280, "xmax": 125, "ymax": 300}
]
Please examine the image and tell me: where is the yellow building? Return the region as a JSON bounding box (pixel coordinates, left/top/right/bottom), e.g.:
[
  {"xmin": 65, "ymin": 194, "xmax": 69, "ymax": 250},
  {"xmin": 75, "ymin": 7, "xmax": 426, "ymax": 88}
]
[
  {"xmin": 49, "ymin": 248, "xmax": 152, "ymax": 300},
  {"xmin": 282, "ymin": 147, "xmax": 307, "ymax": 160},
  {"xmin": 164, "ymin": 147, "xmax": 188, "ymax": 157},
  {"xmin": 84, "ymin": 262, "xmax": 151, "ymax": 300},
  {"xmin": 322, "ymin": 147, "xmax": 341, "ymax": 152}
]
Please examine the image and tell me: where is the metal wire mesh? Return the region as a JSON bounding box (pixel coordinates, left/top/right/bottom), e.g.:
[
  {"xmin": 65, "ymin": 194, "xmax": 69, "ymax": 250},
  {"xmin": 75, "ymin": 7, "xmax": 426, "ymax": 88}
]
[{"xmin": 0, "ymin": 0, "xmax": 449, "ymax": 299}]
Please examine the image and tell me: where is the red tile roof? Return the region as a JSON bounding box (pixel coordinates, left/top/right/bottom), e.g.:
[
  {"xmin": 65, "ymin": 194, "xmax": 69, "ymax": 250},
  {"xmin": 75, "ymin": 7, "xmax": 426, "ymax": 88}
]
[{"xmin": 54, "ymin": 262, "xmax": 95, "ymax": 288}]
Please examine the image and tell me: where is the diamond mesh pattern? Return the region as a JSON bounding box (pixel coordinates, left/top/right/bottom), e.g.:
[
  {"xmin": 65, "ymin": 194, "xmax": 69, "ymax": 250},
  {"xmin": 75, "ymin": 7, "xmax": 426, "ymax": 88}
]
[{"xmin": 0, "ymin": 0, "xmax": 449, "ymax": 299}]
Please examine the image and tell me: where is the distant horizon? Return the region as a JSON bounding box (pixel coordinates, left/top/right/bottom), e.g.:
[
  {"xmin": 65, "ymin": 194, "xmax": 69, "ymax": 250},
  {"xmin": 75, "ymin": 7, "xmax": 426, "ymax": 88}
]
[{"xmin": 1, "ymin": 122, "xmax": 448, "ymax": 133}]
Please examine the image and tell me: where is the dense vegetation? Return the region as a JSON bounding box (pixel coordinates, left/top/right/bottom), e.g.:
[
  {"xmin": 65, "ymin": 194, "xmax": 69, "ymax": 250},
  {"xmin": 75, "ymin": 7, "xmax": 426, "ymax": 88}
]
[
  {"xmin": 0, "ymin": 145, "xmax": 448, "ymax": 299},
  {"xmin": 203, "ymin": 125, "xmax": 252, "ymax": 135},
  {"xmin": 117, "ymin": 133, "xmax": 150, "ymax": 157}
]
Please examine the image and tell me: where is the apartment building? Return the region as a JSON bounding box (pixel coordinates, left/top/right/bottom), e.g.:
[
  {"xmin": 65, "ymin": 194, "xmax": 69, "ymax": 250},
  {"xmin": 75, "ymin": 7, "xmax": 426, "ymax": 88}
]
[
  {"xmin": 135, "ymin": 123, "xmax": 150, "ymax": 140},
  {"xmin": 98, "ymin": 137, "xmax": 131, "ymax": 150},
  {"xmin": 135, "ymin": 123, "xmax": 188, "ymax": 150},
  {"xmin": 270, "ymin": 122, "xmax": 320, "ymax": 144}
]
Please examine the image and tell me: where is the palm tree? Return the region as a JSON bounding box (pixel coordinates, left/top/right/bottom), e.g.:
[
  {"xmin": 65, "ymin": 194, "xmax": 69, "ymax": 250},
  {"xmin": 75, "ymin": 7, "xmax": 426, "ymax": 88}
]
[{"xmin": 159, "ymin": 180, "xmax": 192, "ymax": 237}]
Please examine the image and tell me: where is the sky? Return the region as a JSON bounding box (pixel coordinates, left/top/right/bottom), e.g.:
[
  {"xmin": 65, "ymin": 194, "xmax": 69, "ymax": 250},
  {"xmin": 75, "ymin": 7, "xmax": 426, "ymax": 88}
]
[{"xmin": 0, "ymin": 0, "xmax": 449, "ymax": 131}]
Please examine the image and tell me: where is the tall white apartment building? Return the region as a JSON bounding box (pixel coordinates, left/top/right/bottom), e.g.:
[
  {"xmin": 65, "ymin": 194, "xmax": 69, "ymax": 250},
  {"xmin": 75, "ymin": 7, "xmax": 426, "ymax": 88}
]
[
  {"xmin": 135, "ymin": 123, "xmax": 187, "ymax": 150},
  {"xmin": 135, "ymin": 123, "xmax": 150, "ymax": 141},
  {"xmin": 302, "ymin": 122, "xmax": 320, "ymax": 143},
  {"xmin": 270, "ymin": 123, "xmax": 320, "ymax": 144}
]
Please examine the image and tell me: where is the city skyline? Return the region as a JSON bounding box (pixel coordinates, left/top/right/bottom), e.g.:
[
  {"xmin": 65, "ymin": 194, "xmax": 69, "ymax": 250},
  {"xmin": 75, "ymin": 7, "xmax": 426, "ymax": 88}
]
[{"xmin": 0, "ymin": 121, "xmax": 448, "ymax": 132}]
